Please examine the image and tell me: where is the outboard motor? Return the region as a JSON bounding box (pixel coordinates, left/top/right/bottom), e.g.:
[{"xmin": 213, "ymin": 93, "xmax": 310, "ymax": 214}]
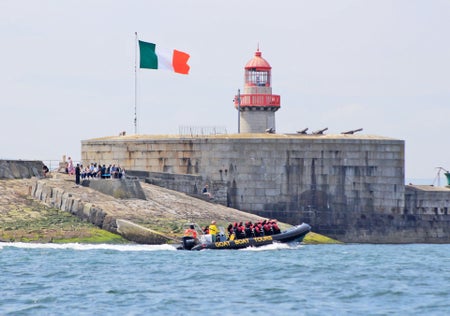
[
  {"xmin": 217, "ymin": 232, "xmax": 227, "ymax": 242},
  {"xmin": 182, "ymin": 236, "xmax": 197, "ymax": 250}
]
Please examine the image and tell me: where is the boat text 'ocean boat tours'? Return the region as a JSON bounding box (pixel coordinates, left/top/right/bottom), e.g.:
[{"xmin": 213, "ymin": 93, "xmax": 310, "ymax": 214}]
[{"xmin": 178, "ymin": 222, "xmax": 311, "ymax": 251}]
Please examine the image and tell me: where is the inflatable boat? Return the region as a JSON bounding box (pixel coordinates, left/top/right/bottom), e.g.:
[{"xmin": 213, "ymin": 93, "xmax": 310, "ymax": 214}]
[{"xmin": 178, "ymin": 223, "xmax": 311, "ymax": 251}]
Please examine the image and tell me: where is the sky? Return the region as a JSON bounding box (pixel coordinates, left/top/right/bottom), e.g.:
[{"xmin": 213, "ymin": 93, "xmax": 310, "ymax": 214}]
[{"xmin": 1, "ymin": 0, "xmax": 450, "ymax": 183}]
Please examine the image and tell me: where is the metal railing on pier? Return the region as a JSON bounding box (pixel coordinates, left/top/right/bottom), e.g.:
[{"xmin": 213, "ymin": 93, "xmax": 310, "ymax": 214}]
[{"xmin": 178, "ymin": 126, "xmax": 227, "ymax": 137}]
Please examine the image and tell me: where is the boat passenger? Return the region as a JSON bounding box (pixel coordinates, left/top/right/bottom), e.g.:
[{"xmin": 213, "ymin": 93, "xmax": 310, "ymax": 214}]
[
  {"xmin": 226, "ymin": 224, "xmax": 233, "ymax": 238},
  {"xmin": 233, "ymin": 222, "xmax": 238, "ymax": 233},
  {"xmin": 245, "ymin": 224, "xmax": 253, "ymax": 238},
  {"xmin": 184, "ymin": 225, "xmax": 197, "ymax": 239},
  {"xmin": 272, "ymin": 223, "xmax": 281, "ymax": 234},
  {"xmin": 263, "ymin": 223, "xmax": 273, "ymax": 236},
  {"xmin": 209, "ymin": 221, "xmax": 219, "ymax": 242},
  {"xmin": 236, "ymin": 226, "xmax": 246, "ymax": 239},
  {"xmin": 254, "ymin": 225, "xmax": 260, "ymax": 236}
]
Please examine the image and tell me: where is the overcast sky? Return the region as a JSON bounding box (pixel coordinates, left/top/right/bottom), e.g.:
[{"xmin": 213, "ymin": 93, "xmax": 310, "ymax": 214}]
[{"xmin": 1, "ymin": 0, "xmax": 449, "ymax": 182}]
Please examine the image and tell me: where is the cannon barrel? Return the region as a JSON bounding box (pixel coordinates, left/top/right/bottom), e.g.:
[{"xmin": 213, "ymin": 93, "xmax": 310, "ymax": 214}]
[
  {"xmin": 312, "ymin": 127, "xmax": 328, "ymax": 135},
  {"xmin": 341, "ymin": 128, "xmax": 363, "ymax": 135}
]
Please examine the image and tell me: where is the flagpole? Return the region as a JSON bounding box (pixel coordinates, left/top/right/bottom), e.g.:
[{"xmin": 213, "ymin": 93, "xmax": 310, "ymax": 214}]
[
  {"xmin": 134, "ymin": 32, "xmax": 138, "ymax": 134},
  {"xmin": 237, "ymin": 88, "xmax": 241, "ymax": 133}
]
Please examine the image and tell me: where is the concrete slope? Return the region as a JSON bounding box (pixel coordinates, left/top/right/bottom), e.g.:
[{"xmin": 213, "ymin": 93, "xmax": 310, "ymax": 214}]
[{"xmin": 31, "ymin": 174, "xmax": 271, "ymax": 244}]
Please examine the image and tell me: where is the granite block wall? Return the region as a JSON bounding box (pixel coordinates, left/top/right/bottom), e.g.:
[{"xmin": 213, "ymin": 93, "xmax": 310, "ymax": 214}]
[{"xmin": 82, "ymin": 134, "xmax": 408, "ymax": 241}]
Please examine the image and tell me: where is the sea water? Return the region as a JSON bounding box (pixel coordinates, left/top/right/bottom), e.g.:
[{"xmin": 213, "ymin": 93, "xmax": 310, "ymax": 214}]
[{"xmin": 0, "ymin": 243, "xmax": 449, "ymax": 315}]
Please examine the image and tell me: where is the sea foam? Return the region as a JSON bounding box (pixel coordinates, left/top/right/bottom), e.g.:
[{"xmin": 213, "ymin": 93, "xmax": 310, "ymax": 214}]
[{"xmin": 0, "ymin": 242, "xmax": 177, "ymax": 252}]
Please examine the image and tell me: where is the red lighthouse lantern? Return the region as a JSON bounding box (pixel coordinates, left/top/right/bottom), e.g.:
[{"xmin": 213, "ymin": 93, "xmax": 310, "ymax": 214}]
[{"xmin": 234, "ymin": 48, "xmax": 281, "ymax": 133}]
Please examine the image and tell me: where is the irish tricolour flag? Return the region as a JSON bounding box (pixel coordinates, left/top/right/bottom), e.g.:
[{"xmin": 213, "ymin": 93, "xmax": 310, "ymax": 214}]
[{"xmin": 139, "ymin": 40, "xmax": 190, "ymax": 75}]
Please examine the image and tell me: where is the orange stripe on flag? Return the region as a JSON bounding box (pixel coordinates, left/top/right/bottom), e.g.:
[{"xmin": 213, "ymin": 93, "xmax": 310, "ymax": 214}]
[{"xmin": 172, "ymin": 50, "xmax": 190, "ymax": 75}]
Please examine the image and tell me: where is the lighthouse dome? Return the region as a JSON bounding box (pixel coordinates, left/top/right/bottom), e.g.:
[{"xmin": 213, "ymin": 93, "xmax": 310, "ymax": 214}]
[{"xmin": 245, "ymin": 49, "xmax": 271, "ymax": 70}]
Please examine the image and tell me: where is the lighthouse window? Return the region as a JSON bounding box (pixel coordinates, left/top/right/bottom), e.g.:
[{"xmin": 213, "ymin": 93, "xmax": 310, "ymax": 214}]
[{"xmin": 246, "ymin": 70, "xmax": 270, "ymax": 86}]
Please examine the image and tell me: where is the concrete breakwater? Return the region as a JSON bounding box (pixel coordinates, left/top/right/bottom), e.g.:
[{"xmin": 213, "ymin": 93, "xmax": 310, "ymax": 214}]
[
  {"xmin": 82, "ymin": 134, "xmax": 450, "ymax": 243},
  {"xmin": 3, "ymin": 160, "xmax": 340, "ymax": 244},
  {"xmin": 82, "ymin": 134, "xmax": 406, "ymax": 242},
  {"xmin": 28, "ymin": 175, "xmax": 272, "ymax": 244},
  {"xmin": 30, "ymin": 178, "xmax": 170, "ymax": 244}
]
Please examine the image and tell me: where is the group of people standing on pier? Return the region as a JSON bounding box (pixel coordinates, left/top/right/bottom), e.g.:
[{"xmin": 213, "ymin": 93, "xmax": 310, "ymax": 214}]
[
  {"xmin": 79, "ymin": 162, "xmax": 125, "ymax": 180},
  {"xmin": 65, "ymin": 157, "xmax": 126, "ymax": 185}
]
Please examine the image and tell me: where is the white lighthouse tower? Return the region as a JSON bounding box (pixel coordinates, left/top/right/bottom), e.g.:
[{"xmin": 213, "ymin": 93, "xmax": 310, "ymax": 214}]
[{"xmin": 234, "ymin": 48, "xmax": 281, "ymax": 133}]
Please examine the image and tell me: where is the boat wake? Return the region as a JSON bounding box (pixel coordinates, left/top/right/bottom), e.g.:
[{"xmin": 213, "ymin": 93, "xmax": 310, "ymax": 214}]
[
  {"xmin": 0, "ymin": 241, "xmax": 305, "ymax": 252},
  {"xmin": 238, "ymin": 242, "xmax": 305, "ymax": 251},
  {"xmin": 0, "ymin": 242, "xmax": 177, "ymax": 252}
]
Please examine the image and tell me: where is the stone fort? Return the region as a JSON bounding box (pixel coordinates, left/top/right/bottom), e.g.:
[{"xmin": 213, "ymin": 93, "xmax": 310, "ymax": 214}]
[{"xmin": 81, "ymin": 49, "xmax": 449, "ymax": 243}]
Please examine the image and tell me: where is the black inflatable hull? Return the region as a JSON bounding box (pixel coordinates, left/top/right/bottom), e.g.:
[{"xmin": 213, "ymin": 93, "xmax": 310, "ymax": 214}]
[{"xmin": 185, "ymin": 223, "xmax": 311, "ymax": 251}]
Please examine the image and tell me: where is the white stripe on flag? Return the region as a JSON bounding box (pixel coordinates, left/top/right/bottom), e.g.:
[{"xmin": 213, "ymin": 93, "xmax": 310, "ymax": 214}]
[{"xmin": 155, "ymin": 47, "xmax": 173, "ymax": 71}]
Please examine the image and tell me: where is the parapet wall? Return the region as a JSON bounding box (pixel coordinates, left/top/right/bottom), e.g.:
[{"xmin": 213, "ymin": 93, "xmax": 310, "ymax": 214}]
[
  {"xmin": 127, "ymin": 170, "xmax": 228, "ymax": 203},
  {"xmin": 81, "ymin": 179, "xmax": 146, "ymax": 200},
  {"xmin": 0, "ymin": 160, "xmax": 43, "ymax": 179},
  {"xmin": 127, "ymin": 170, "xmax": 203, "ymax": 195}
]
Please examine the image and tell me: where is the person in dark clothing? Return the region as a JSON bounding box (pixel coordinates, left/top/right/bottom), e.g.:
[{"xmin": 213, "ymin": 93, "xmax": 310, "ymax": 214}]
[
  {"xmin": 227, "ymin": 224, "xmax": 233, "ymax": 237},
  {"xmin": 272, "ymin": 224, "xmax": 281, "ymax": 234},
  {"xmin": 75, "ymin": 163, "xmax": 81, "ymax": 185},
  {"xmin": 42, "ymin": 165, "xmax": 49, "ymax": 177},
  {"xmin": 236, "ymin": 226, "xmax": 246, "ymax": 239},
  {"xmin": 263, "ymin": 223, "xmax": 273, "ymax": 236},
  {"xmin": 271, "ymin": 220, "xmax": 281, "ymax": 234},
  {"xmin": 202, "ymin": 184, "xmax": 212, "ymax": 198},
  {"xmin": 254, "ymin": 225, "xmax": 261, "ymax": 236},
  {"xmin": 101, "ymin": 164, "xmax": 107, "ymax": 178},
  {"xmin": 245, "ymin": 224, "xmax": 253, "ymax": 238},
  {"xmin": 256, "ymin": 223, "xmax": 264, "ymax": 236}
]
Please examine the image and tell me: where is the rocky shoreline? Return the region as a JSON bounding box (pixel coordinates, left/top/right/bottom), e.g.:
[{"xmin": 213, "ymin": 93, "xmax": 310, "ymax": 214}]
[{"xmin": 1, "ymin": 172, "xmax": 337, "ymax": 245}]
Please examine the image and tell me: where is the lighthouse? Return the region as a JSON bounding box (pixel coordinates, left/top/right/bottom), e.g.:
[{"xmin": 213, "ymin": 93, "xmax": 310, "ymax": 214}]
[{"xmin": 234, "ymin": 48, "xmax": 281, "ymax": 133}]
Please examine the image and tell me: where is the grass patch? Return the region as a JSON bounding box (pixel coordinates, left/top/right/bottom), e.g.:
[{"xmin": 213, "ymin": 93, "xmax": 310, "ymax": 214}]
[
  {"xmin": 304, "ymin": 232, "xmax": 342, "ymax": 244},
  {"xmin": 0, "ymin": 199, "xmax": 129, "ymax": 244},
  {"xmin": 54, "ymin": 228, "xmax": 129, "ymax": 244}
]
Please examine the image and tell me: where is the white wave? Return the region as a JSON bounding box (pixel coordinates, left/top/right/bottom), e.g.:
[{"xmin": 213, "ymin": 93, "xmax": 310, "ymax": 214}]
[
  {"xmin": 0, "ymin": 242, "xmax": 177, "ymax": 252},
  {"xmin": 240, "ymin": 242, "xmax": 304, "ymax": 251}
]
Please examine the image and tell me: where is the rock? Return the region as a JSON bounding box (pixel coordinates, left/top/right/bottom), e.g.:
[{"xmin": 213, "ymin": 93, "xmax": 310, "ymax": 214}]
[{"xmin": 116, "ymin": 219, "xmax": 172, "ymax": 244}]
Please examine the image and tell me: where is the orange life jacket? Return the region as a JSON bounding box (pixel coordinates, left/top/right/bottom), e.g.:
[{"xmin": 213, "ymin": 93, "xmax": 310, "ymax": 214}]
[{"xmin": 184, "ymin": 228, "xmax": 197, "ymax": 239}]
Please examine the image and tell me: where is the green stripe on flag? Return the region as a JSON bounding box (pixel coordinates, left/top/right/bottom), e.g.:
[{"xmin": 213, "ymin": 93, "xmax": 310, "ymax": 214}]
[{"xmin": 139, "ymin": 41, "xmax": 158, "ymax": 69}]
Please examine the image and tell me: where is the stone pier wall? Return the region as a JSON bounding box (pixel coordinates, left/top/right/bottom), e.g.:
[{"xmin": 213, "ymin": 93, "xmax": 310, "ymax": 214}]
[
  {"xmin": 405, "ymin": 185, "xmax": 450, "ymax": 215},
  {"xmin": 0, "ymin": 160, "xmax": 43, "ymax": 179},
  {"xmin": 81, "ymin": 134, "xmax": 410, "ymax": 241}
]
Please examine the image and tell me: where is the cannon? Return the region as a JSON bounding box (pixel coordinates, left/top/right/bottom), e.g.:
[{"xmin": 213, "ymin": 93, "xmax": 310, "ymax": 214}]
[
  {"xmin": 296, "ymin": 128, "xmax": 308, "ymax": 134},
  {"xmin": 312, "ymin": 127, "xmax": 328, "ymax": 135},
  {"xmin": 341, "ymin": 128, "xmax": 363, "ymax": 135}
]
